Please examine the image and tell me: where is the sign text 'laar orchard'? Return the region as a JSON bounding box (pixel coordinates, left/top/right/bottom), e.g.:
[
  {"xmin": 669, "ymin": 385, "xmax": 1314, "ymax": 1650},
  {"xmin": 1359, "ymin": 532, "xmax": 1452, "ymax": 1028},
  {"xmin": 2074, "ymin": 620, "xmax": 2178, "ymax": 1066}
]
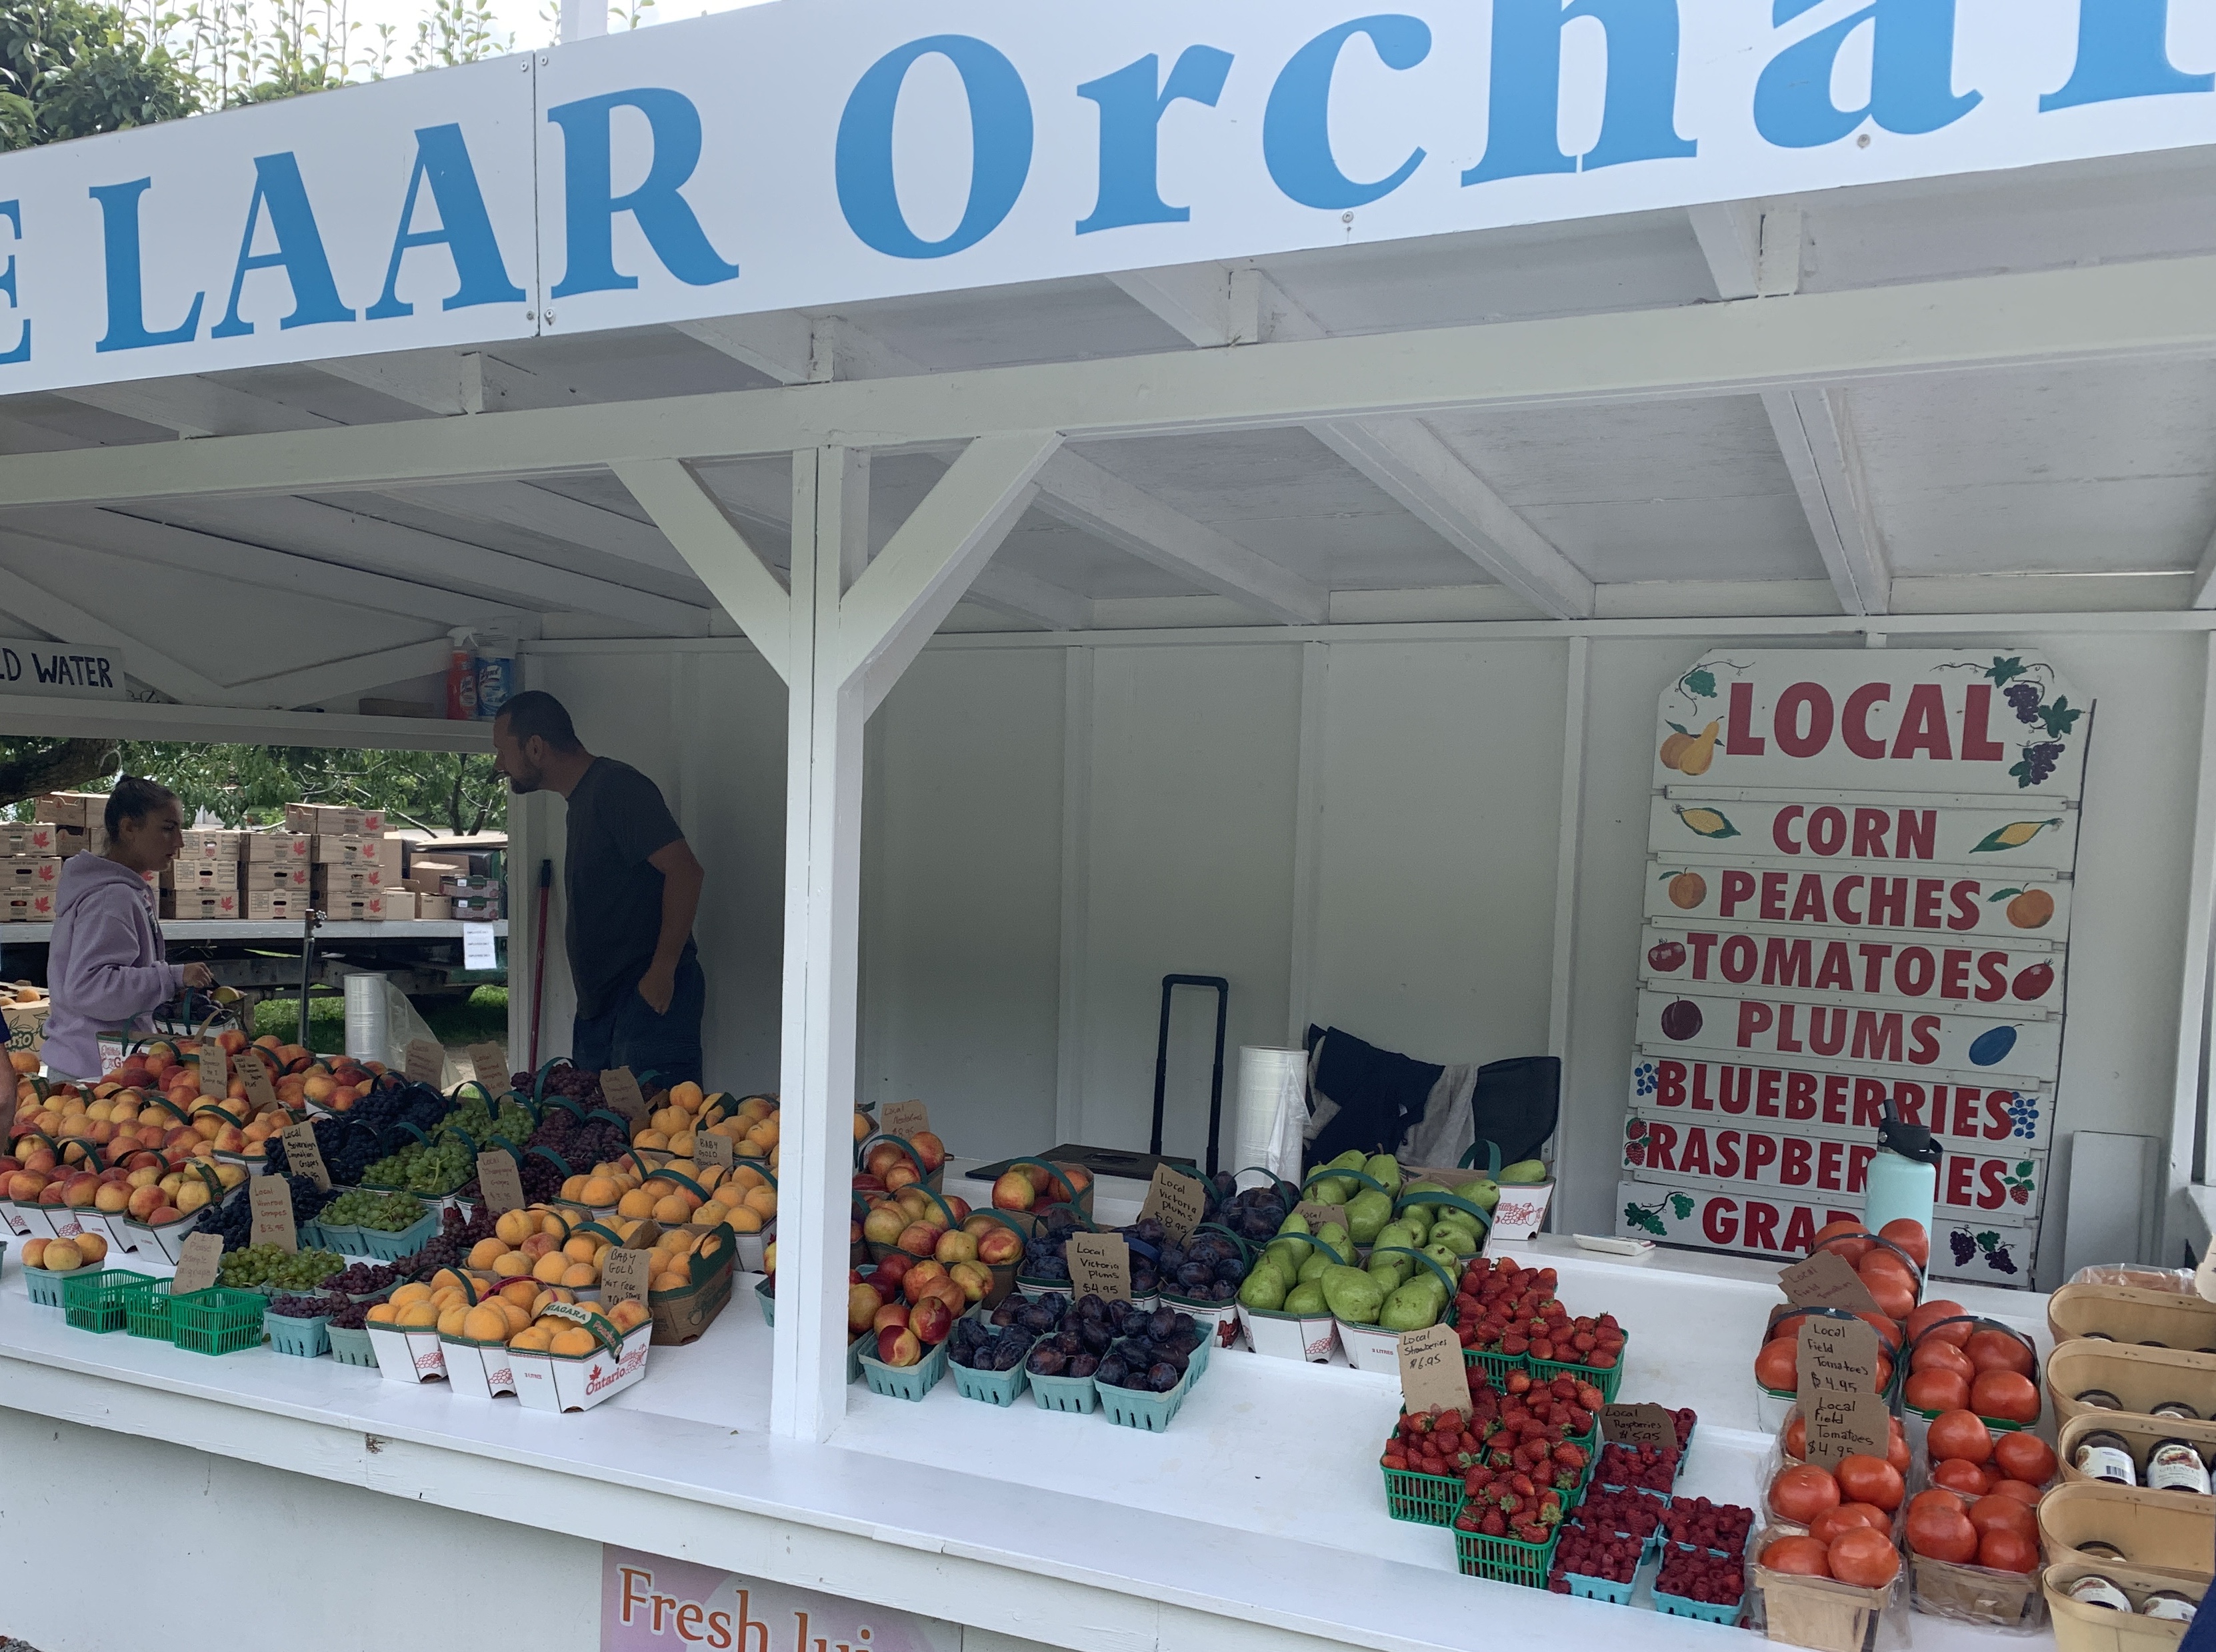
[
  {"xmin": 1619, "ymin": 651, "xmax": 2091, "ymax": 1287},
  {"xmin": 0, "ymin": 1, "xmax": 2213, "ymax": 393}
]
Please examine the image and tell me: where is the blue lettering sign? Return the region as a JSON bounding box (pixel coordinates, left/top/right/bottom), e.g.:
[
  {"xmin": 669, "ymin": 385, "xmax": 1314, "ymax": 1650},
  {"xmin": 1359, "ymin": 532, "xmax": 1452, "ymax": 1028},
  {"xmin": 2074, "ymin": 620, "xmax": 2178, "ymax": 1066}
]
[
  {"xmin": 90, "ymin": 179, "xmax": 204, "ymax": 353},
  {"xmin": 210, "ymin": 152, "xmax": 356, "ymax": 338},
  {"xmin": 366, "ymin": 125, "xmax": 527, "ymax": 321},
  {"xmin": 1465, "ymin": 0, "xmax": 1695, "ymax": 185},
  {"xmin": 547, "ymin": 89, "xmax": 739, "ymax": 296},
  {"xmin": 837, "ymin": 36, "xmax": 1034, "ymax": 259},
  {"xmin": 0, "ymin": 201, "xmax": 25, "ymax": 365},
  {"xmin": 1755, "ymin": 0, "xmax": 1981, "ymax": 149},
  {"xmin": 1264, "ymin": 15, "xmax": 1431, "ymax": 210},
  {"xmin": 2042, "ymin": 0, "xmax": 2212, "ymax": 112},
  {"xmin": 1075, "ymin": 47, "xmax": 1235, "ymax": 235}
]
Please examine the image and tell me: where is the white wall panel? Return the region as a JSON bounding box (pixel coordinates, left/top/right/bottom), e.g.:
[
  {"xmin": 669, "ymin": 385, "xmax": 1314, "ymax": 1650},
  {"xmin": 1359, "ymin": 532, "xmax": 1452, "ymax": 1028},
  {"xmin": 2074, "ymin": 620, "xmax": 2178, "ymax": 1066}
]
[
  {"xmin": 1305, "ymin": 640, "xmax": 1568, "ymax": 1073},
  {"xmin": 861, "ymin": 649, "xmax": 1066, "ymax": 1151},
  {"xmin": 1075, "ymin": 645, "xmax": 1302, "ymax": 1163}
]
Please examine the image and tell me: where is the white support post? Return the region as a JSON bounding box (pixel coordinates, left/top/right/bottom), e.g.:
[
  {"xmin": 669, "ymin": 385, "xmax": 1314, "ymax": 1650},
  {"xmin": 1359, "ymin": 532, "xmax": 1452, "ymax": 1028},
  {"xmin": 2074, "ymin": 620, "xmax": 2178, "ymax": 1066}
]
[
  {"xmin": 1547, "ymin": 637, "xmax": 1591, "ymax": 1211},
  {"xmin": 2167, "ymin": 635, "xmax": 2216, "ymax": 1251},
  {"xmin": 612, "ymin": 459, "xmax": 793, "ymax": 680},
  {"xmin": 770, "ymin": 432, "xmax": 1061, "ymax": 1442}
]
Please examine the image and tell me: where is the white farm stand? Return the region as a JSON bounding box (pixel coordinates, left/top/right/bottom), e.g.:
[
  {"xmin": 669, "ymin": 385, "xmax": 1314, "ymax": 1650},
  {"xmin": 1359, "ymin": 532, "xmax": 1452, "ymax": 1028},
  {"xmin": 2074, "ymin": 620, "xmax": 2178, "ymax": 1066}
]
[{"xmin": 0, "ymin": 6, "xmax": 2213, "ymax": 1650}]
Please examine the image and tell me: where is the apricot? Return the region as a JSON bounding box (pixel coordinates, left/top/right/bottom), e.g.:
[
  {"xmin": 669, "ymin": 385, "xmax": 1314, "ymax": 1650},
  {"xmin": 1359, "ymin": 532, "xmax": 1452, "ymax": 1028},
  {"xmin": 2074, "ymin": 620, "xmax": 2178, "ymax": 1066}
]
[
  {"xmin": 41, "ymin": 1240, "xmax": 83, "ymax": 1272},
  {"xmin": 460, "ymin": 1305, "xmax": 509, "ymax": 1341},
  {"xmin": 509, "ymin": 1325, "xmax": 553, "ymax": 1351},
  {"xmin": 468, "ymin": 1239, "xmax": 507, "ymax": 1271},
  {"xmin": 580, "ymin": 1176, "xmax": 620, "ymax": 1207},
  {"xmin": 548, "ymin": 1327, "xmax": 597, "ymax": 1357},
  {"xmin": 436, "ymin": 1305, "xmax": 470, "ymax": 1337},
  {"xmin": 390, "ymin": 1282, "xmax": 433, "ymax": 1307},
  {"xmin": 533, "ymin": 1253, "xmax": 569, "ymax": 1284},
  {"xmin": 367, "ymin": 1302, "xmax": 399, "ymax": 1324},
  {"xmin": 396, "ymin": 1301, "xmax": 439, "ymax": 1328}
]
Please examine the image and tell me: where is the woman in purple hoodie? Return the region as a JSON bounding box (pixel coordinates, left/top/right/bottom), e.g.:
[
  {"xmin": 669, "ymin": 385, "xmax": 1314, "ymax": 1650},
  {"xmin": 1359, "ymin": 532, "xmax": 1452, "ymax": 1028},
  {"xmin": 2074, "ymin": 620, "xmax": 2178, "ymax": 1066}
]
[{"xmin": 45, "ymin": 777, "xmax": 214, "ymax": 1080}]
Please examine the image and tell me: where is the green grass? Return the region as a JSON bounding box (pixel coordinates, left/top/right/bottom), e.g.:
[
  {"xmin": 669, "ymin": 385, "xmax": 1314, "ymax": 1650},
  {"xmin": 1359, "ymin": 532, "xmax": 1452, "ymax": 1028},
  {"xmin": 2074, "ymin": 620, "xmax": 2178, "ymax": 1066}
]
[{"xmin": 251, "ymin": 985, "xmax": 508, "ymax": 1048}]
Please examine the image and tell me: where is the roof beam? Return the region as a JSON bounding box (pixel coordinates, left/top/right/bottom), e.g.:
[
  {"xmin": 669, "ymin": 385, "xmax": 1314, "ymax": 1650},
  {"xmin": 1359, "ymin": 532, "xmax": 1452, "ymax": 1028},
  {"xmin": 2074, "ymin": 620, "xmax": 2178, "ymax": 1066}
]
[
  {"xmin": 148, "ymin": 494, "xmax": 711, "ymax": 632},
  {"xmin": 2, "ymin": 507, "xmax": 523, "ymax": 626},
  {"xmin": 1311, "ymin": 418, "xmax": 1596, "ymax": 619},
  {"xmin": 1123, "ymin": 265, "xmax": 1582, "ymax": 621},
  {"xmin": 2191, "ymin": 523, "xmax": 2216, "ymax": 610},
  {"xmin": 2, "ymin": 255, "xmax": 2211, "ymax": 503},
  {"xmin": 225, "ymin": 637, "xmax": 454, "ymax": 709},
  {"xmin": 56, "ymin": 377, "xmax": 335, "ymax": 438},
  {"xmin": 843, "ymin": 432, "xmax": 1061, "ymax": 714},
  {"xmin": 1109, "ymin": 267, "xmax": 1235, "ymax": 348},
  {"xmin": 383, "ymin": 481, "xmax": 691, "ymax": 579},
  {"xmin": 1763, "ymin": 387, "xmax": 1890, "ymax": 616},
  {"xmin": 1032, "ymin": 449, "xmax": 1326, "ymax": 624},
  {"xmin": 1689, "ymin": 201, "xmax": 1804, "ymax": 300},
  {"xmin": 674, "ymin": 313, "xmax": 820, "ymax": 385},
  {"xmin": 613, "ymin": 459, "xmax": 792, "ymax": 679},
  {"xmin": 0, "ymin": 562, "xmax": 226, "ymax": 701},
  {"xmin": 965, "ymin": 562, "xmax": 1091, "ymax": 631}
]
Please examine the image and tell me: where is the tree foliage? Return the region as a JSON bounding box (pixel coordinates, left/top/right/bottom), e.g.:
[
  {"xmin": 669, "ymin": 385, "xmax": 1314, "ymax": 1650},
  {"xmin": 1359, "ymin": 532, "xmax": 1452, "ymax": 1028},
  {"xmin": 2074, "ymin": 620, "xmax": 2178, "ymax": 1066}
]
[
  {"xmin": 0, "ymin": 0, "xmax": 200, "ymax": 149},
  {"xmin": 0, "ymin": 736, "xmax": 508, "ymax": 834}
]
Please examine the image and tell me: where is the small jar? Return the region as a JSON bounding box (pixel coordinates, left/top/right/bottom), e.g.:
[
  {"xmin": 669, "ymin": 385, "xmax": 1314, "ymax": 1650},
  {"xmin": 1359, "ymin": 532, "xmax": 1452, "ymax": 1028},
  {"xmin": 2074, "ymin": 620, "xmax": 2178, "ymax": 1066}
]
[
  {"xmin": 2147, "ymin": 1441, "xmax": 2212, "ymax": 1497},
  {"xmin": 2067, "ymin": 1575, "xmax": 2132, "ymax": 1611},
  {"xmin": 2142, "ymin": 1592, "xmax": 2198, "ymax": 1623},
  {"xmin": 2083, "ymin": 1331, "xmax": 2115, "ymax": 1341},
  {"xmin": 2074, "ymin": 1431, "xmax": 2138, "ymax": 1487},
  {"xmin": 2074, "ymin": 1388, "xmax": 2125, "ymax": 1411},
  {"xmin": 2079, "ymin": 1540, "xmax": 2130, "ymax": 1562},
  {"xmin": 2151, "ymin": 1400, "xmax": 2203, "ymax": 1422}
]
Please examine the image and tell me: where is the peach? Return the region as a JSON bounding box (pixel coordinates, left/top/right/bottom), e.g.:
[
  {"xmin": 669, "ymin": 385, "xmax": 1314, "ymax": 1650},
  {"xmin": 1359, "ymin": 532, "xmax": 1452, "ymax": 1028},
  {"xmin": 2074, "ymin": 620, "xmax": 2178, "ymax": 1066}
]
[
  {"xmin": 93, "ymin": 1182, "xmax": 130, "ymax": 1214},
  {"xmin": 991, "ymin": 1171, "xmax": 1035, "ymax": 1213},
  {"xmin": 895, "ymin": 1221, "xmax": 943, "ymax": 1257},
  {"xmin": 127, "ymin": 1184, "xmax": 167, "ymax": 1220},
  {"xmin": 933, "ymin": 1229, "xmax": 977, "ymax": 1267},
  {"xmin": 948, "ymin": 1261, "xmax": 993, "ymax": 1303},
  {"xmin": 847, "ymin": 1282, "xmax": 883, "ymax": 1334},
  {"xmin": 975, "ymin": 1226, "xmax": 1022, "ymax": 1266},
  {"xmin": 910, "ymin": 1296, "xmax": 953, "ymax": 1345},
  {"xmin": 21, "ymin": 1237, "xmax": 45, "ymax": 1267},
  {"xmin": 74, "ymin": 1233, "xmax": 107, "ymax": 1265},
  {"xmin": 871, "ymin": 1302, "xmax": 910, "ymax": 1333},
  {"xmin": 875, "ymin": 1325, "xmax": 922, "ymax": 1367}
]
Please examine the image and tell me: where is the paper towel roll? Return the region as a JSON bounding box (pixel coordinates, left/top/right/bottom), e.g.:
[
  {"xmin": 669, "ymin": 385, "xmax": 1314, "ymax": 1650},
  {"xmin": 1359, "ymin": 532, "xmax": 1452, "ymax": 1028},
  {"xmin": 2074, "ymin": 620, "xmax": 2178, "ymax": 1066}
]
[{"xmin": 1235, "ymin": 1045, "xmax": 1307, "ymax": 1179}]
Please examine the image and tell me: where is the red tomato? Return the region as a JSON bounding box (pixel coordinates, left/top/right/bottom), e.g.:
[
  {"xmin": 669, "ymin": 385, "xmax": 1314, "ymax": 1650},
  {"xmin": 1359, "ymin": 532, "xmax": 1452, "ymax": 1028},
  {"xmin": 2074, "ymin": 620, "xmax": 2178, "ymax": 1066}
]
[
  {"xmin": 1971, "ymin": 1371, "xmax": 2040, "ymax": 1426},
  {"xmin": 1993, "ymin": 1432, "xmax": 2057, "ymax": 1487},
  {"xmin": 1784, "ymin": 1412, "xmax": 1807, "ymax": 1461},
  {"xmin": 1887, "ymin": 1419, "xmax": 1911, "ymax": 1475},
  {"xmin": 1861, "ymin": 1271, "xmax": 1917, "ymax": 1322},
  {"xmin": 1905, "ymin": 1498, "xmax": 1979, "ymax": 1564},
  {"xmin": 1967, "ymin": 1495, "xmax": 2037, "ymax": 1539},
  {"xmin": 1989, "ymin": 1478, "xmax": 2043, "ymax": 1507},
  {"xmin": 1836, "ymin": 1453, "xmax": 1906, "ymax": 1513},
  {"xmin": 1771, "ymin": 1464, "xmax": 1843, "ymax": 1525},
  {"xmin": 1761, "ymin": 1535, "xmax": 1833, "ymax": 1577},
  {"xmin": 1828, "ymin": 1527, "xmax": 1903, "ymax": 1589},
  {"xmin": 1911, "ymin": 1339, "xmax": 1976, "ymax": 1379},
  {"xmin": 1854, "ymin": 1311, "xmax": 1903, "ymax": 1354},
  {"xmin": 1811, "ymin": 1504, "xmax": 1892, "ymax": 1545},
  {"xmin": 1905, "ymin": 1369, "xmax": 1972, "ymax": 1415},
  {"xmin": 1926, "ymin": 1409, "xmax": 1995, "ymax": 1465},
  {"xmin": 1875, "ymin": 1353, "xmax": 1893, "ymax": 1393},
  {"xmin": 1756, "ymin": 1337, "xmax": 1799, "ymax": 1393},
  {"xmin": 1964, "ymin": 1329, "xmax": 2034, "ymax": 1377},
  {"xmin": 1931, "ymin": 1459, "xmax": 1991, "ymax": 1498},
  {"xmin": 1978, "ymin": 1527, "xmax": 2040, "ymax": 1574},
  {"xmin": 1905, "ymin": 1299, "xmax": 1968, "ymax": 1345},
  {"xmin": 1879, "ymin": 1218, "xmax": 1929, "ymax": 1268}
]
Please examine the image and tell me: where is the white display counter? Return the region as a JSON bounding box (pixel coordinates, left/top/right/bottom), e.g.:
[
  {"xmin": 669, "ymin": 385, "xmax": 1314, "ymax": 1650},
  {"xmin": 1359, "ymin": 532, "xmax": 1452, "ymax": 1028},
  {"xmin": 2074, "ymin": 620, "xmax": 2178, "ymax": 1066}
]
[{"xmin": 0, "ymin": 1231, "xmax": 2049, "ymax": 1652}]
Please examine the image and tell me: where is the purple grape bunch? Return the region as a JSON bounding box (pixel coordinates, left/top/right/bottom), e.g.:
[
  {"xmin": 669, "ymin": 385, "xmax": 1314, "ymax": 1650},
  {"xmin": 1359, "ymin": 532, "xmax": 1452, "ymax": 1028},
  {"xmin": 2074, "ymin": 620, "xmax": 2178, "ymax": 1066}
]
[
  {"xmin": 2015, "ymin": 741, "xmax": 2065, "ymax": 787},
  {"xmin": 2003, "ymin": 681, "xmax": 2042, "ymax": 725}
]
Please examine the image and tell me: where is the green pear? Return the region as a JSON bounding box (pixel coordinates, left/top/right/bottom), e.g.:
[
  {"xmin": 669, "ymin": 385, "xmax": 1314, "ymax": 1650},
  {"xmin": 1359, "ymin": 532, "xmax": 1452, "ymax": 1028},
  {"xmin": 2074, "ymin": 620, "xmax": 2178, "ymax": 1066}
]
[
  {"xmin": 1284, "ymin": 1279, "xmax": 1327, "ymax": 1316},
  {"xmin": 1347, "ymin": 1187, "xmax": 1393, "ymax": 1243},
  {"xmin": 1380, "ymin": 1279, "xmax": 1437, "ymax": 1332},
  {"xmin": 1317, "ymin": 1223, "xmax": 1353, "ymax": 1261},
  {"xmin": 1497, "ymin": 1159, "xmax": 1549, "ymax": 1185},
  {"xmin": 1397, "ymin": 1202, "xmax": 1435, "ymax": 1241},
  {"xmin": 1320, "ymin": 1263, "xmax": 1384, "ymax": 1325},
  {"xmin": 1239, "ymin": 1269, "xmax": 1287, "ymax": 1311},
  {"xmin": 1362, "ymin": 1153, "xmax": 1403, "ymax": 1196},
  {"xmin": 1367, "ymin": 1251, "xmax": 1411, "ymax": 1294},
  {"xmin": 1425, "ymin": 1240, "xmax": 1463, "ymax": 1270},
  {"xmin": 1455, "ymin": 1179, "xmax": 1502, "ymax": 1211},
  {"xmin": 1276, "ymin": 1209, "xmax": 1312, "ymax": 1236},
  {"xmin": 1372, "ymin": 1221, "xmax": 1418, "ymax": 1255}
]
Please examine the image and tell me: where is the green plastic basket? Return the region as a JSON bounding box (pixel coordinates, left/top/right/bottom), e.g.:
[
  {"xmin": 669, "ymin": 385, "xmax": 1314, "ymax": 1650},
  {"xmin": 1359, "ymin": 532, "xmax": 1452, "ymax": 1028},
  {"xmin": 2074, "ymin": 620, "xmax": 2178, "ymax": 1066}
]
[
  {"xmin": 327, "ymin": 1323, "xmax": 377, "ymax": 1367},
  {"xmin": 1381, "ymin": 1460, "xmax": 1465, "ymax": 1526},
  {"xmin": 857, "ymin": 1338, "xmax": 946, "ymax": 1401},
  {"xmin": 62, "ymin": 1269, "xmax": 157, "ymax": 1334},
  {"xmin": 355, "ymin": 1209, "xmax": 437, "ymax": 1262},
  {"xmin": 1453, "ymin": 1506, "xmax": 1561, "ymax": 1588},
  {"xmin": 1099, "ymin": 1361, "xmax": 1196, "ymax": 1432},
  {"xmin": 1559, "ymin": 1568, "xmax": 1637, "ymax": 1605},
  {"xmin": 1530, "ymin": 1347, "xmax": 1627, "ymax": 1403},
  {"xmin": 125, "ymin": 1280, "xmax": 175, "ymax": 1340},
  {"xmin": 25, "ymin": 1267, "xmax": 65, "ymax": 1307},
  {"xmin": 1653, "ymin": 1587, "xmax": 1743, "ymax": 1625},
  {"xmin": 170, "ymin": 1287, "xmax": 265, "ymax": 1355},
  {"xmin": 1027, "ymin": 1368, "xmax": 1097, "ymax": 1413},
  {"xmin": 1464, "ymin": 1345, "xmax": 1525, "ymax": 1387},
  {"xmin": 949, "ymin": 1355, "xmax": 1029, "ymax": 1407},
  {"xmin": 263, "ymin": 1307, "xmax": 330, "ymax": 1357}
]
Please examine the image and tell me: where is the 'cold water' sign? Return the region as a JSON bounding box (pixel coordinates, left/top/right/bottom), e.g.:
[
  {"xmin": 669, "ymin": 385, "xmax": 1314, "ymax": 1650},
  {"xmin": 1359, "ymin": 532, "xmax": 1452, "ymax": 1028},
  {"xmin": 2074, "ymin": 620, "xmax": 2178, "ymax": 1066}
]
[
  {"xmin": 1620, "ymin": 650, "xmax": 2090, "ymax": 1288},
  {"xmin": 0, "ymin": 637, "xmax": 126, "ymax": 699},
  {"xmin": 0, "ymin": 1, "xmax": 2214, "ymax": 392}
]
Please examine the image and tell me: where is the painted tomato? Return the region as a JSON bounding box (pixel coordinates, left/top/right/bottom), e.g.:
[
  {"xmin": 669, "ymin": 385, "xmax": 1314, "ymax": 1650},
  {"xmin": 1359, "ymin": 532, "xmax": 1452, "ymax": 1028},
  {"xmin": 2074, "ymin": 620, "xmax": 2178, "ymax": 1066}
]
[{"xmin": 1647, "ymin": 941, "xmax": 1687, "ymax": 973}]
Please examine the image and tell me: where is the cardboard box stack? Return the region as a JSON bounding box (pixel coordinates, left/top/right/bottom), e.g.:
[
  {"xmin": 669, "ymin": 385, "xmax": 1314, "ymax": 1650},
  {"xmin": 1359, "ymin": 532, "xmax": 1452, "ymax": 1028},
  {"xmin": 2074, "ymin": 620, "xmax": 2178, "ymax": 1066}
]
[
  {"xmin": 3, "ymin": 797, "xmax": 89, "ymax": 921},
  {"xmin": 403, "ymin": 843, "xmax": 503, "ymax": 923}
]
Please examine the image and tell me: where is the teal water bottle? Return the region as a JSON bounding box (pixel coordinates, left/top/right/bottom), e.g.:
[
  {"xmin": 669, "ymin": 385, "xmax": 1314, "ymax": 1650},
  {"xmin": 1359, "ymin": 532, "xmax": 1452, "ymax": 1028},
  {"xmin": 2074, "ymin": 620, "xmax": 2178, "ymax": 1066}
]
[{"xmin": 1863, "ymin": 1099, "xmax": 1940, "ymax": 1241}]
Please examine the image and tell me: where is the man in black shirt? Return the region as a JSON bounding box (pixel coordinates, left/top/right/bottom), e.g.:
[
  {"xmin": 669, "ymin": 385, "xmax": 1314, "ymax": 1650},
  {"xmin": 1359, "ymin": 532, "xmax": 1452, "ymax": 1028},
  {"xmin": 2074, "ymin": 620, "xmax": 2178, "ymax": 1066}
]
[{"xmin": 492, "ymin": 691, "xmax": 707, "ymax": 1087}]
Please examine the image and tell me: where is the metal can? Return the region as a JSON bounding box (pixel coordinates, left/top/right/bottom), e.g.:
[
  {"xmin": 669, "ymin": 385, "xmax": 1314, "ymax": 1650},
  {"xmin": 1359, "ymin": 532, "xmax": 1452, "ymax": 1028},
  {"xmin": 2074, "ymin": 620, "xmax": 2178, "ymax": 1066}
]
[
  {"xmin": 2068, "ymin": 1575, "xmax": 2133, "ymax": 1611},
  {"xmin": 2148, "ymin": 1441, "xmax": 2212, "ymax": 1497},
  {"xmin": 2074, "ymin": 1432, "xmax": 2139, "ymax": 1487},
  {"xmin": 2142, "ymin": 1592, "xmax": 2198, "ymax": 1623},
  {"xmin": 2151, "ymin": 1401, "xmax": 2203, "ymax": 1422},
  {"xmin": 2074, "ymin": 1388, "xmax": 2125, "ymax": 1411}
]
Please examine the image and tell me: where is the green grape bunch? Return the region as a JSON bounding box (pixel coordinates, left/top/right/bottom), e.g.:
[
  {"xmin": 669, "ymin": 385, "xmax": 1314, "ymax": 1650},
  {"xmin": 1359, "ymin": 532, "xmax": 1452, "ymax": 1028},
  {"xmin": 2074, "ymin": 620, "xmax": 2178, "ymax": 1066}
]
[
  {"xmin": 322, "ymin": 1189, "xmax": 428, "ymax": 1232},
  {"xmin": 218, "ymin": 1244, "xmax": 344, "ymax": 1292}
]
